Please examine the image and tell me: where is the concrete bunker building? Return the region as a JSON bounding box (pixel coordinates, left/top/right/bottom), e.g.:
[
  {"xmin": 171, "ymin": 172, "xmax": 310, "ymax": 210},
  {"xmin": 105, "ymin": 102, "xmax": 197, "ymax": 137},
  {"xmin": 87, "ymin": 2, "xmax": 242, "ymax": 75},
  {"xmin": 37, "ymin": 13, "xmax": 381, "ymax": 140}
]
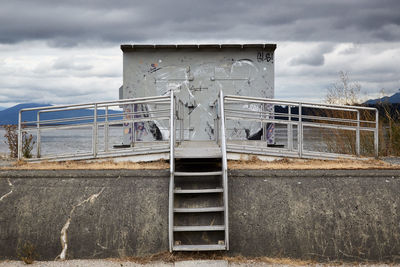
[{"xmin": 120, "ymin": 44, "xmax": 276, "ymax": 145}]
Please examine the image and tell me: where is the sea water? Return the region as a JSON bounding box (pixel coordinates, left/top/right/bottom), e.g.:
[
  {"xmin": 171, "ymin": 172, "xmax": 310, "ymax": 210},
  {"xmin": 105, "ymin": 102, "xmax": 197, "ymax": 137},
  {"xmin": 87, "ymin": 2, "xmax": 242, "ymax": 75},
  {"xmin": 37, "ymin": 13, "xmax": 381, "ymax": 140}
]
[{"xmin": 0, "ymin": 126, "xmax": 331, "ymax": 158}]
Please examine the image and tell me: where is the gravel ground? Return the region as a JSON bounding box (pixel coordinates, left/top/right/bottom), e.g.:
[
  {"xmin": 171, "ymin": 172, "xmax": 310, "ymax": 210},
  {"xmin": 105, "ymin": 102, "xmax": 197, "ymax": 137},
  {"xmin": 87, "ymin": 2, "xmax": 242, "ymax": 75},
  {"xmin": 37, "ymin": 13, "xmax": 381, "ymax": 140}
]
[
  {"xmin": 0, "ymin": 259, "xmax": 170, "ymax": 267},
  {"xmin": 381, "ymin": 157, "xmax": 400, "ymax": 165},
  {"xmin": 0, "ymin": 260, "xmax": 398, "ymax": 267},
  {"xmin": 0, "ymin": 153, "xmax": 14, "ymax": 168}
]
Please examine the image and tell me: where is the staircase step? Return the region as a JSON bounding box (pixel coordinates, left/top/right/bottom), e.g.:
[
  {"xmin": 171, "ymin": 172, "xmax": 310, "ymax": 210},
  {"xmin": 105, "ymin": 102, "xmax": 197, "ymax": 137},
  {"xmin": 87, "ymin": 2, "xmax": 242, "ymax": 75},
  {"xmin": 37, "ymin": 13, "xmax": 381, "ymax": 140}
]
[
  {"xmin": 173, "ymin": 225, "xmax": 225, "ymax": 232},
  {"xmin": 174, "ymin": 188, "xmax": 223, "ymax": 194},
  {"xmin": 174, "ymin": 171, "xmax": 222, "ymax": 176},
  {"xmin": 173, "ymin": 244, "xmax": 226, "ymax": 251},
  {"xmin": 174, "ymin": 207, "xmax": 224, "ymax": 213}
]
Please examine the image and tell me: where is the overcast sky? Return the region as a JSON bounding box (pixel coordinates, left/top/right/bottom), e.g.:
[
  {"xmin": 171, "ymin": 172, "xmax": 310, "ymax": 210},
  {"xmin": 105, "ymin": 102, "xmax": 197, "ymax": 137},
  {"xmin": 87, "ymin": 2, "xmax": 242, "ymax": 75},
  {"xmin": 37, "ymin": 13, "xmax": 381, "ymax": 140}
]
[{"xmin": 0, "ymin": 0, "xmax": 399, "ymax": 107}]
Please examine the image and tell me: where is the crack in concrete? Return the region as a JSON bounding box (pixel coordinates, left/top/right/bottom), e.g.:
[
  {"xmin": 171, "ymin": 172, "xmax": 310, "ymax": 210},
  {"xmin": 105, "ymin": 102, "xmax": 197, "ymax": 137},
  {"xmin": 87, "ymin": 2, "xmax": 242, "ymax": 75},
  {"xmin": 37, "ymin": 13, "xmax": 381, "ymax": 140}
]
[
  {"xmin": 0, "ymin": 178, "xmax": 13, "ymax": 202},
  {"xmin": 96, "ymin": 242, "xmax": 108, "ymax": 250},
  {"xmin": 55, "ymin": 187, "xmax": 105, "ymax": 261}
]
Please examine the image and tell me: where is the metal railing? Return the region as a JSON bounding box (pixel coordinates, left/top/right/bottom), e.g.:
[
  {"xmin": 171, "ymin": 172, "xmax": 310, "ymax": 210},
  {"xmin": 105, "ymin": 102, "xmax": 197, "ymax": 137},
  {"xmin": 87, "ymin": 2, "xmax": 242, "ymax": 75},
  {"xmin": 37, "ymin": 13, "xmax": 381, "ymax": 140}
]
[
  {"xmin": 18, "ymin": 92, "xmax": 378, "ymax": 161},
  {"xmin": 18, "ymin": 95, "xmax": 175, "ymax": 161},
  {"xmin": 220, "ymin": 94, "xmax": 379, "ymax": 159},
  {"xmin": 168, "ymin": 90, "xmax": 185, "ymax": 252},
  {"xmin": 217, "ymin": 90, "xmax": 229, "ymax": 249}
]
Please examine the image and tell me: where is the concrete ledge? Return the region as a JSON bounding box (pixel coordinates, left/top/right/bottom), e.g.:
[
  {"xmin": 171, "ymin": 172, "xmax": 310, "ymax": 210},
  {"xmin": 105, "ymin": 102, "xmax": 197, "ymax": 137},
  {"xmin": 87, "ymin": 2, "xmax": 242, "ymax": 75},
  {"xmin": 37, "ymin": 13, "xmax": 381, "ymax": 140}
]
[
  {"xmin": 0, "ymin": 169, "xmax": 169, "ymax": 178},
  {"xmin": 1, "ymin": 169, "xmax": 399, "ymax": 262},
  {"xmin": 229, "ymin": 169, "xmax": 400, "ymax": 177}
]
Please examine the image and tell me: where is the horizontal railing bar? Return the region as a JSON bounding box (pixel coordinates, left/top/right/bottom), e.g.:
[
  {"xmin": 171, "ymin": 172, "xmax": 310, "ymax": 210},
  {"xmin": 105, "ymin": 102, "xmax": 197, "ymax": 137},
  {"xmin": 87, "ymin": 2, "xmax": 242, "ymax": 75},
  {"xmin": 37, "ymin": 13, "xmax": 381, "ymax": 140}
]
[
  {"xmin": 227, "ymin": 144, "xmax": 298, "ymax": 155},
  {"xmin": 22, "ymin": 111, "xmax": 169, "ymax": 125},
  {"xmin": 27, "ymin": 146, "xmax": 170, "ymax": 162},
  {"xmin": 98, "ymin": 100, "xmax": 171, "ymax": 108},
  {"xmin": 225, "ymin": 109, "xmax": 367, "ymax": 125},
  {"xmin": 32, "ymin": 100, "xmax": 170, "ymax": 115},
  {"xmin": 226, "ymin": 99, "xmax": 360, "ymax": 113},
  {"xmin": 302, "ymin": 122, "xmax": 356, "ymax": 131},
  {"xmin": 225, "ymin": 107, "xmax": 376, "ymax": 124},
  {"xmin": 301, "ymin": 150, "xmax": 359, "ymax": 159},
  {"xmin": 32, "ymin": 117, "xmax": 170, "ymax": 131},
  {"xmin": 226, "ymin": 114, "xmax": 353, "ymax": 128},
  {"xmin": 226, "ymin": 115, "xmax": 298, "ymax": 126},
  {"xmin": 226, "ymin": 114, "xmax": 375, "ymax": 133},
  {"xmin": 33, "ymin": 115, "xmax": 95, "ymax": 124},
  {"xmin": 96, "ymin": 117, "xmax": 170, "ymax": 126},
  {"xmin": 359, "ymin": 127, "xmax": 377, "ymax": 132},
  {"xmin": 20, "ymin": 95, "xmax": 171, "ymax": 112},
  {"xmin": 300, "ymin": 114, "xmax": 358, "ymax": 124},
  {"xmin": 98, "ymin": 110, "xmax": 170, "ymax": 118},
  {"xmin": 224, "ymin": 95, "xmax": 378, "ymax": 112},
  {"xmin": 227, "ymin": 145, "xmax": 359, "ymax": 160},
  {"xmin": 27, "ymin": 123, "xmax": 96, "ymax": 131}
]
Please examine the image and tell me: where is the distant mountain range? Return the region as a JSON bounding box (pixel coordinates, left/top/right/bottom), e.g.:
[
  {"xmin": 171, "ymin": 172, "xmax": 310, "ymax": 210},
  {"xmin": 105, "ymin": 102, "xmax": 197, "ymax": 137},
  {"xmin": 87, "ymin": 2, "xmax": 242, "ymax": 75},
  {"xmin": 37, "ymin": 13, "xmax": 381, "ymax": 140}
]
[
  {"xmin": 364, "ymin": 90, "xmax": 400, "ymax": 104},
  {"xmin": 0, "ymin": 103, "xmax": 122, "ymax": 125}
]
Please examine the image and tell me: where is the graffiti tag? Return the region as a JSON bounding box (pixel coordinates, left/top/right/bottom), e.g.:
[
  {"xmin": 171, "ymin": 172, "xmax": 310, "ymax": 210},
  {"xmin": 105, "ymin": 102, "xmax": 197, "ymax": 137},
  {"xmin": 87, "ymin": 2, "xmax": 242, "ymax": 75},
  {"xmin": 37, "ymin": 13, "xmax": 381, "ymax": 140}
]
[
  {"xmin": 257, "ymin": 51, "xmax": 273, "ymax": 63},
  {"xmin": 149, "ymin": 63, "xmax": 161, "ymax": 73}
]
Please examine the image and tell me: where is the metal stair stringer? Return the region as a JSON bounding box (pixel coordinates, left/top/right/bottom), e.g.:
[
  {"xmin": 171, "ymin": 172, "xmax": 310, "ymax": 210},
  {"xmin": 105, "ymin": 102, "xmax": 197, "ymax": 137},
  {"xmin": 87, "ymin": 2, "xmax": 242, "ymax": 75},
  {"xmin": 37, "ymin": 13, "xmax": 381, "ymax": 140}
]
[{"xmin": 168, "ymin": 90, "xmax": 229, "ymax": 252}]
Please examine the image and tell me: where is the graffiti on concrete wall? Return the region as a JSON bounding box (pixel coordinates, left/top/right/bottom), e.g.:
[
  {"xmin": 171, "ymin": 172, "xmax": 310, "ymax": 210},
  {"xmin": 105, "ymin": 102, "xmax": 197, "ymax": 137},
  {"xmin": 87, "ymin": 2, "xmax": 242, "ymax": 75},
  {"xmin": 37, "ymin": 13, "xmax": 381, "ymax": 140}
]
[{"xmin": 122, "ymin": 47, "xmax": 275, "ymax": 144}]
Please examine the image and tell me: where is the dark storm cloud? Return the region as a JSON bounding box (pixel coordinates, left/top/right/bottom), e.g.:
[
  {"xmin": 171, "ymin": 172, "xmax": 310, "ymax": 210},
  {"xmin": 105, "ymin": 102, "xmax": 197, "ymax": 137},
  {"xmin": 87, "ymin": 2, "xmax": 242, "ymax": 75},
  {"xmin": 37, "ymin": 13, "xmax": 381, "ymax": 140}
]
[{"xmin": 1, "ymin": 0, "xmax": 399, "ymax": 46}]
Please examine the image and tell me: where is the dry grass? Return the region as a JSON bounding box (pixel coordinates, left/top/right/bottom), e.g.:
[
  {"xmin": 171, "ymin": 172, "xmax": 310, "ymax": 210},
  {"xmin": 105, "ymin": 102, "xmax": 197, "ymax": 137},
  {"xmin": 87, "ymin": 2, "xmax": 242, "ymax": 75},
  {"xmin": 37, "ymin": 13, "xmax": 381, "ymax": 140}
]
[
  {"xmin": 112, "ymin": 251, "xmax": 315, "ymax": 265},
  {"xmin": 1, "ymin": 155, "xmax": 399, "ymax": 170},
  {"xmin": 228, "ymin": 156, "xmax": 399, "ymax": 170},
  {"xmin": 1, "ymin": 159, "xmax": 169, "ymax": 170},
  {"xmin": 118, "ymin": 251, "xmax": 223, "ymax": 264},
  {"xmin": 224, "ymin": 255, "xmax": 315, "ymax": 265}
]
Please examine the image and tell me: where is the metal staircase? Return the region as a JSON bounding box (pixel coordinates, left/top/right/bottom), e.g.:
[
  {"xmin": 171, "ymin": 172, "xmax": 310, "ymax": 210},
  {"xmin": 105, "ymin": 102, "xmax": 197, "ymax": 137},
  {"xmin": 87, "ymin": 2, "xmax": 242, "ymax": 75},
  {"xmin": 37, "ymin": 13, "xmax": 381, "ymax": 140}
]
[{"xmin": 168, "ymin": 91, "xmax": 229, "ymax": 252}]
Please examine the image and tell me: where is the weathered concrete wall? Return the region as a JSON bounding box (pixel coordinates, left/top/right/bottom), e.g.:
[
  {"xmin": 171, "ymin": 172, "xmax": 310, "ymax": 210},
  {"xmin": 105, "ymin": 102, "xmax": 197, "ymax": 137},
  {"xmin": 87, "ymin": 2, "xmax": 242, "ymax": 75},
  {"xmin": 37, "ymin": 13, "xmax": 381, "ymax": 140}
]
[
  {"xmin": 0, "ymin": 170, "xmax": 169, "ymax": 260},
  {"xmin": 1, "ymin": 169, "xmax": 399, "ymax": 262},
  {"xmin": 229, "ymin": 170, "xmax": 400, "ymax": 262}
]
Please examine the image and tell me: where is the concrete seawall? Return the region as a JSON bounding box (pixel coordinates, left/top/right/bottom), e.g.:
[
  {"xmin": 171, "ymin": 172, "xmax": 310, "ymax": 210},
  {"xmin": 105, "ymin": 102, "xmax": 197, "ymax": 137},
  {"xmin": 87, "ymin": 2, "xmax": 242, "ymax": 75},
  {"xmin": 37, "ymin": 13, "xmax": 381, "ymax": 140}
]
[{"xmin": 0, "ymin": 169, "xmax": 399, "ymax": 262}]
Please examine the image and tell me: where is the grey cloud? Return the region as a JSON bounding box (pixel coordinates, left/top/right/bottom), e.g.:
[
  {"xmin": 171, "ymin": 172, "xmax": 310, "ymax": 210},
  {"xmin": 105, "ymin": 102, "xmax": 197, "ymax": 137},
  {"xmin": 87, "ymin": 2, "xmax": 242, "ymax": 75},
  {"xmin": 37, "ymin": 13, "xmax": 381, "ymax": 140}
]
[
  {"xmin": 338, "ymin": 44, "xmax": 361, "ymax": 55},
  {"xmin": 1, "ymin": 1, "xmax": 400, "ymax": 107},
  {"xmin": 52, "ymin": 57, "xmax": 92, "ymax": 71},
  {"xmin": 0, "ymin": 0, "xmax": 399, "ymax": 46},
  {"xmin": 290, "ymin": 54, "xmax": 325, "ymax": 66},
  {"xmin": 289, "ymin": 43, "xmax": 335, "ymax": 66}
]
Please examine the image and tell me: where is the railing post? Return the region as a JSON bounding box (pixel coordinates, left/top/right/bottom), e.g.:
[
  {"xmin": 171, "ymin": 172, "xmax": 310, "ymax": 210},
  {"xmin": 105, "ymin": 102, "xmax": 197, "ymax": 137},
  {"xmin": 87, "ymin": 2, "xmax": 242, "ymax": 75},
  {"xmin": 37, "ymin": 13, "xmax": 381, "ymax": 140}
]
[
  {"xmin": 288, "ymin": 105, "xmax": 293, "ymax": 151},
  {"xmin": 215, "ymin": 101, "xmax": 220, "ymax": 145},
  {"xmin": 298, "ymin": 103, "xmax": 303, "ymax": 158},
  {"xmin": 37, "ymin": 111, "xmax": 41, "ymax": 158},
  {"xmin": 132, "ymin": 105, "xmax": 136, "ymax": 147},
  {"xmin": 356, "ymin": 111, "xmax": 360, "ymax": 156},
  {"xmin": 374, "ymin": 109, "xmax": 379, "ymax": 158},
  {"xmin": 92, "ymin": 104, "xmax": 98, "ymax": 158},
  {"xmin": 214, "ymin": 113, "xmax": 218, "ymax": 143},
  {"xmin": 18, "ymin": 111, "xmax": 22, "ymax": 160},
  {"xmin": 168, "ymin": 90, "xmax": 175, "ymax": 252},
  {"xmin": 105, "ymin": 106, "xmax": 109, "ymax": 152},
  {"xmin": 176, "ymin": 100, "xmax": 179, "ymax": 143},
  {"xmin": 180, "ymin": 101, "xmax": 184, "ymax": 143}
]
